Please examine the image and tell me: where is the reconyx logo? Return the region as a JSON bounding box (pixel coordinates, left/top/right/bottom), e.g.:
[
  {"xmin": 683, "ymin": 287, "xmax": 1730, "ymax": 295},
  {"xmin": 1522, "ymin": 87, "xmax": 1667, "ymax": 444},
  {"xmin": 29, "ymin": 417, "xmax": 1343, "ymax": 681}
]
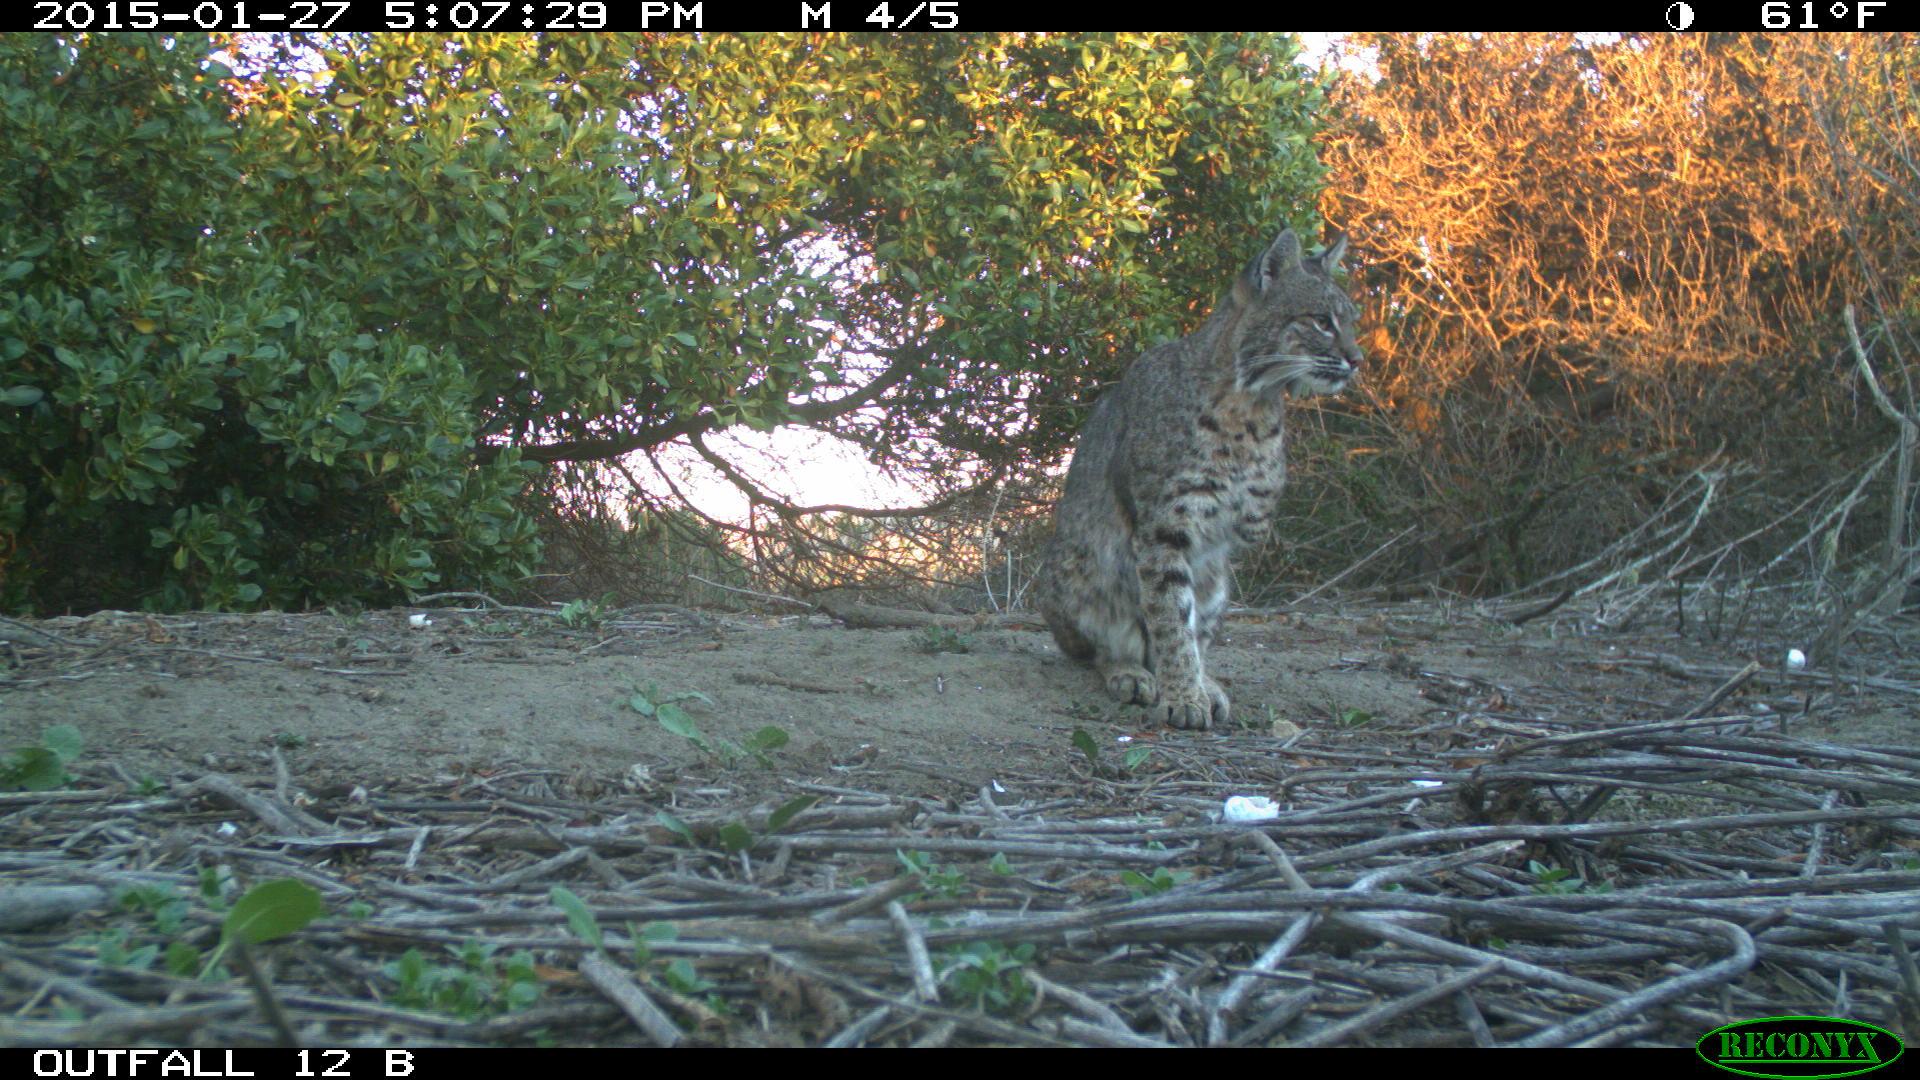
[{"xmin": 1697, "ymin": 1016, "xmax": 1904, "ymax": 1079}]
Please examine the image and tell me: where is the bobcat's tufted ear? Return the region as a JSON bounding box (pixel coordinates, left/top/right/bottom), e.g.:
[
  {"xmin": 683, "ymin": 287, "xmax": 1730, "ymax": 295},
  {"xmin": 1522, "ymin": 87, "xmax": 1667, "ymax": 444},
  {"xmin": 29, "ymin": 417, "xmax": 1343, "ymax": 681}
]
[
  {"xmin": 1236, "ymin": 228, "xmax": 1303, "ymax": 304},
  {"xmin": 1314, "ymin": 233, "xmax": 1349, "ymax": 276}
]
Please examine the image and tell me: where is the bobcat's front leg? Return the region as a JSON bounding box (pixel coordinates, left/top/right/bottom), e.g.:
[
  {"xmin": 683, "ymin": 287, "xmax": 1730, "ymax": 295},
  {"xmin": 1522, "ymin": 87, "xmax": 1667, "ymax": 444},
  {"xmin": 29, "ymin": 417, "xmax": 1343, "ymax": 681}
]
[{"xmin": 1132, "ymin": 523, "xmax": 1230, "ymax": 730}]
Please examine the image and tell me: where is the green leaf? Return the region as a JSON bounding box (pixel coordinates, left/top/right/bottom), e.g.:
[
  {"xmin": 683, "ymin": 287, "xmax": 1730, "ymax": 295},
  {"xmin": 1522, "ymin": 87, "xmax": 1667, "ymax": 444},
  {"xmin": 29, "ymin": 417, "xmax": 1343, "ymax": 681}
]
[
  {"xmin": 222, "ymin": 879, "xmax": 324, "ymax": 945},
  {"xmin": 743, "ymin": 726, "xmax": 789, "ymax": 753},
  {"xmin": 0, "ymin": 748, "xmax": 67, "ymax": 791},
  {"xmin": 550, "ymin": 885, "xmax": 603, "ymax": 949},
  {"xmin": 1070, "ymin": 728, "xmax": 1101, "ymax": 765},
  {"xmin": 165, "ymin": 941, "xmax": 202, "ymax": 976},
  {"xmin": 42, "ymin": 725, "xmax": 83, "ymax": 763},
  {"xmin": 717, "ymin": 821, "xmax": 754, "ymax": 852},
  {"xmin": 655, "ymin": 704, "xmax": 702, "ymax": 743},
  {"xmin": 767, "ymin": 795, "xmax": 818, "ymax": 832},
  {"xmin": 654, "ymin": 811, "xmax": 696, "ymax": 844}
]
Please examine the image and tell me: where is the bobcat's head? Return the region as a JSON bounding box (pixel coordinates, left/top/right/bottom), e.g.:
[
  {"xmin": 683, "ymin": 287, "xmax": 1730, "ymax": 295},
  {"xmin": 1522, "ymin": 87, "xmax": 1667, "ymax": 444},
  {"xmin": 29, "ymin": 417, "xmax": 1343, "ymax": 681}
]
[{"xmin": 1227, "ymin": 228, "xmax": 1362, "ymax": 398}]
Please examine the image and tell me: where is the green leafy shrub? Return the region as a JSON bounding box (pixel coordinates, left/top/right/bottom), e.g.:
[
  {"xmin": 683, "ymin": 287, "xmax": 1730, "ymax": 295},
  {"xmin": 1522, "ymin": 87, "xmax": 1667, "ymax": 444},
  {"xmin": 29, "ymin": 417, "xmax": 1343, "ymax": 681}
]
[{"xmin": 0, "ymin": 34, "xmax": 535, "ymax": 612}]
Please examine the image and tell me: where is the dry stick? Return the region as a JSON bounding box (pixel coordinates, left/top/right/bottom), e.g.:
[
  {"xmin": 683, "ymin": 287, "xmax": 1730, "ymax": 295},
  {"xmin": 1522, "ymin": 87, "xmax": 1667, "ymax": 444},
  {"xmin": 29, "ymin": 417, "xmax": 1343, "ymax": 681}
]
[
  {"xmin": 1289, "ymin": 525, "xmax": 1417, "ymax": 608},
  {"xmin": 981, "ymin": 482, "xmax": 1005, "ymax": 613},
  {"xmin": 0, "ymin": 614, "xmax": 85, "ymax": 647},
  {"xmin": 190, "ymin": 775, "xmax": 329, "ymax": 836},
  {"xmin": 1555, "ymin": 660, "xmax": 1763, "ymax": 823},
  {"xmin": 812, "ymin": 876, "xmax": 921, "ymax": 926},
  {"xmin": 1753, "ymin": 445, "xmax": 1896, "ymax": 581},
  {"xmin": 685, "ymin": 573, "xmax": 814, "ymax": 609},
  {"xmin": 1053, "ymin": 1015, "xmax": 1176, "ymax": 1049},
  {"xmin": 1581, "ymin": 471, "xmax": 1721, "ymax": 601},
  {"xmin": 1206, "ymin": 835, "xmax": 1316, "ymax": 1046},
  {"xmin": 1682, "ymin": 661, "xmax": 1764, "ymax": 720},
  {"xmin": 578, "ymin": 952, "xmax": 683, "ymax": 1047},
  {"xmin": 1882, "ymin": 921, "xmax": 1920, "ymax": 1026},
  {"xmin": 1208, "ymin": 834, "xmax": 1523, "ymax": 1045},
  {"xmin": 270, "ymin": 747, "xmax": 294, "ymax": 807},
  {"xmin": 490, "ymin": 847, "xmax": 593, "ymax": 888},
  {"xmin": 1292, "ymin": 961, "xmax": 1504, "ymax": 1048},
  {"xmin": 886, "ymin": 901, "xmax": 939, "ymax": 1003},
  {"xmin": 409, "ymin": 591, "xmax": 560, "ymax": 617},
  {"xmin": 1845, "ymin": 303, "xmax": 1919, "ymax": 587},
  {"xmin": 1345, "ymin": 914, "xmax": 1625, "ymax": 1003},
  {"xmin": 230, "ymin": 939, "xmax": 299, "ymax": 1048},
  {"xmin": 1455, "ymin": 990, "xmax": 1499, "ymax": 1048},
  {"xmin": 1803, "ymin": 790, "xmax": 1843, "ymax": 878},
  {"xmin": 780, "ymin": 834, "xmax": 1181, "ymax": 865},
  {"xmin": 1293, "ymin": 804, "xmax": 1920, "ymax": 871},
  {"xmin": 1026, "ymin": 971, "xmax": 1137, "ymax": 1036},
  {"xmin": 0, "ymin": 943, "xmax": 133, "ymax": 1011},
  {"xmin": 1229, "ymin": 988, "xmax": 1320, "ymax": 1048},
  {"xmin": 823, "ymin": 1004, "xmax": 894, "ymax": 1048},
  {"xmin": 1506, "ymin": 461, "xmax": 1720, "ymax": 601},
  {"xmin": 0, "ymin": 1001, "xmax": 260, "ymax": 1048},
  {"xmin": 0, "ymin": 885, "xmax": 108, "ymax": 932},
  {"xmin": 1498, "ymin": 713, "xmax": 1772, "ymax": 760},
  {"xmin": 1507, "ymin": 587, "xmax": 1575, "ymax": 626},
  {"xmin": 910, "ymin": 1020, "xmax": 959, "ymax": 1048},
  {"xmin": 1511, "ymin": 920, "xmax": 1757, "ymax": 1048}
]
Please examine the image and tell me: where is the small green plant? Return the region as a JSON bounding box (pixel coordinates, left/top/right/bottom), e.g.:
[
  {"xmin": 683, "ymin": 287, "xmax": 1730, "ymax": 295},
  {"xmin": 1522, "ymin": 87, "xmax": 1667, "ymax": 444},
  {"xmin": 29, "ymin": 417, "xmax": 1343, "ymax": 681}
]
[
  {"xmin": 1334, "ymin": 705, "xmax": 1375, "ymax": 728},
  {"xmin": 385, "ymin": 943, "xmax": 541, "ymax": 1018},
  {"xmin": 198, "ymin": 865, "xmax": 235, "ymax": 907},
  {"xmin": 1070, "ymin": 728, "xmax": 1154, "ymax": 775},
  {"xmin": 326, "ymin": 606, "xmax": 366, "ymax": 628},
  {"xmin": 897, "ymin": 849, "xmax": 970, "ymax": 899},
  {"xmin": 0, "ymin": 724, "xmax": 83, "ymax": 791},
  {"xmin": 938, "ymin": 941, "xmax": 1035, "ymax": 1014},
  {"xmin": 909, "ymin": 626, "xmax": 972, "ymax": 654},
  {"xmin": 1071, "ymin": 728, "xmax": 1103, "ymax": 769},
  {"xmin": 634, "ymin": 684, "xmax": 789, "ymax": 767},
  {"xmin": 1120, "ymin": 867, "xmax": 1193, "ymax": 900},
  {"xmin": 660, "ymin": 957, "xmax": 715, "ymax": 996},
  {"xmin": 116, "ymin": 884, "xmax": 189, "ymax": 935},
  {"xmin": 272, "ymin": 731, "xmax": 307, "ymax": 749},
  {"xmin": 557, "ymin": 596, "xmax": 612, "ymax": 629},
  {"xmin": 551, "ymin": 885, "xmax": 604, "ymax": 949},
  {"xmin": 133, "ymin": 775, "xmax": 165, "ymax": 796},
  {"xmin": 87, "ymin": 928, "xmax": 160, "ymax": 971},
  {"xmin": 988, "ymin": 853, "xmax": 1015, "ymax": 877},
  {"xmin": 199, "ymin": 877, "xmax": 326, "ymax": 979},
  {"xmin": 628, "ymin": 920, "xmax": 678, "ymax": 965},
  {"xmin": 1525, "ymin": 860, "xmax": 1612, "ymax": 895},
  {"xmin": 105, "ymin": 885, "xmax": 200, "ymax": 974}
]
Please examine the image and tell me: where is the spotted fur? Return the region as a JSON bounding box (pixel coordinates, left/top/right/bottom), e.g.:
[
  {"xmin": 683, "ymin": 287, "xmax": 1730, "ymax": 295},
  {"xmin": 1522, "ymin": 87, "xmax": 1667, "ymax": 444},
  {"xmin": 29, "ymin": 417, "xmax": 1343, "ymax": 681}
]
[{"xmin": 1033, "ymin": 229, "xmax": 1362, "ymax": 730}]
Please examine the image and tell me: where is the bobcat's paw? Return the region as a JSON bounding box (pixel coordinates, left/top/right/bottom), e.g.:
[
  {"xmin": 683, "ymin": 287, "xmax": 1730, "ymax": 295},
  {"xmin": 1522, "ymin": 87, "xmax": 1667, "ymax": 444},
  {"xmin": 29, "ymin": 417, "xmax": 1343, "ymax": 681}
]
[
  {"xmin": 1158, "ymin": 678, "xmax": 1230, "ymax": 731},
  {"xmin": 1101, "ymin": 664, "xmax": 1157, "ymax": 706}
]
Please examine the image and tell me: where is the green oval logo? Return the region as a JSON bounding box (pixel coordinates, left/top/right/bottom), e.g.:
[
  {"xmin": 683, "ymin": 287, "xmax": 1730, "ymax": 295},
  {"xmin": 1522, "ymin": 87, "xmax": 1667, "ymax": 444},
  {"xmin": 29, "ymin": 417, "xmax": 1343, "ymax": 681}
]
[{"xmin": 1697, "ymin": 1016, "xmax": 1904, "ymax": 1079}]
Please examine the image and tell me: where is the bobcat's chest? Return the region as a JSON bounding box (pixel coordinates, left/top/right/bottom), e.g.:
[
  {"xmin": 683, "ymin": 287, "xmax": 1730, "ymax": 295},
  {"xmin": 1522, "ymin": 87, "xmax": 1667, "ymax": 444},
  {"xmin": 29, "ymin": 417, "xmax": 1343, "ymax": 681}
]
[{"xmin": 1185, "ymin": 395, "xmax": 1288, "ymax": 550}]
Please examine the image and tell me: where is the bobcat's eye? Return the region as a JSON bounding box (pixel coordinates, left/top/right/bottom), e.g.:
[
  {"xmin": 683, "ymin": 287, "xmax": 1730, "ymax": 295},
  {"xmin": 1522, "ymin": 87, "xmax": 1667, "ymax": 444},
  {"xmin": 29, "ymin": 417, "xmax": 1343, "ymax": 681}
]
[{"xmin": 1303, "ymin": 315, "xmax": 1337, "ymax": 336}]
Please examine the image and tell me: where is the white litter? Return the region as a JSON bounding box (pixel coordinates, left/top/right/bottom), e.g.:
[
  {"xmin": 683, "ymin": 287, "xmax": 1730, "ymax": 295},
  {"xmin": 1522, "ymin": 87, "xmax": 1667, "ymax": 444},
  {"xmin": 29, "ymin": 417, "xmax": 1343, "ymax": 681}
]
[{"xmin": 1223, "ymin": 795, "xmax": 1280, "ymax": 823}]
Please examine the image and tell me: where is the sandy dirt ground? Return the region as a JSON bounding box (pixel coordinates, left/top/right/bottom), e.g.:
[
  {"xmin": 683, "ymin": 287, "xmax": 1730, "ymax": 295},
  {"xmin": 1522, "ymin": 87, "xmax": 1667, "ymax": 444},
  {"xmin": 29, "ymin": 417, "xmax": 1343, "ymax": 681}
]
[{"xmin": 4, "ymin": 601, "xmax": 1907, "ymax": 794}]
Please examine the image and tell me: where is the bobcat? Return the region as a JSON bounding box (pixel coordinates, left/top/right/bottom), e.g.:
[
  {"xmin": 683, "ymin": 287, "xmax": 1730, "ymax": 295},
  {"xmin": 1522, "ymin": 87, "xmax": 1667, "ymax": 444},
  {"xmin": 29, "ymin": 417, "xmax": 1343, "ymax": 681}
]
[{"xmin": 1033, "ymin": 228, "xmax": 1362, "ymax": 730}]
